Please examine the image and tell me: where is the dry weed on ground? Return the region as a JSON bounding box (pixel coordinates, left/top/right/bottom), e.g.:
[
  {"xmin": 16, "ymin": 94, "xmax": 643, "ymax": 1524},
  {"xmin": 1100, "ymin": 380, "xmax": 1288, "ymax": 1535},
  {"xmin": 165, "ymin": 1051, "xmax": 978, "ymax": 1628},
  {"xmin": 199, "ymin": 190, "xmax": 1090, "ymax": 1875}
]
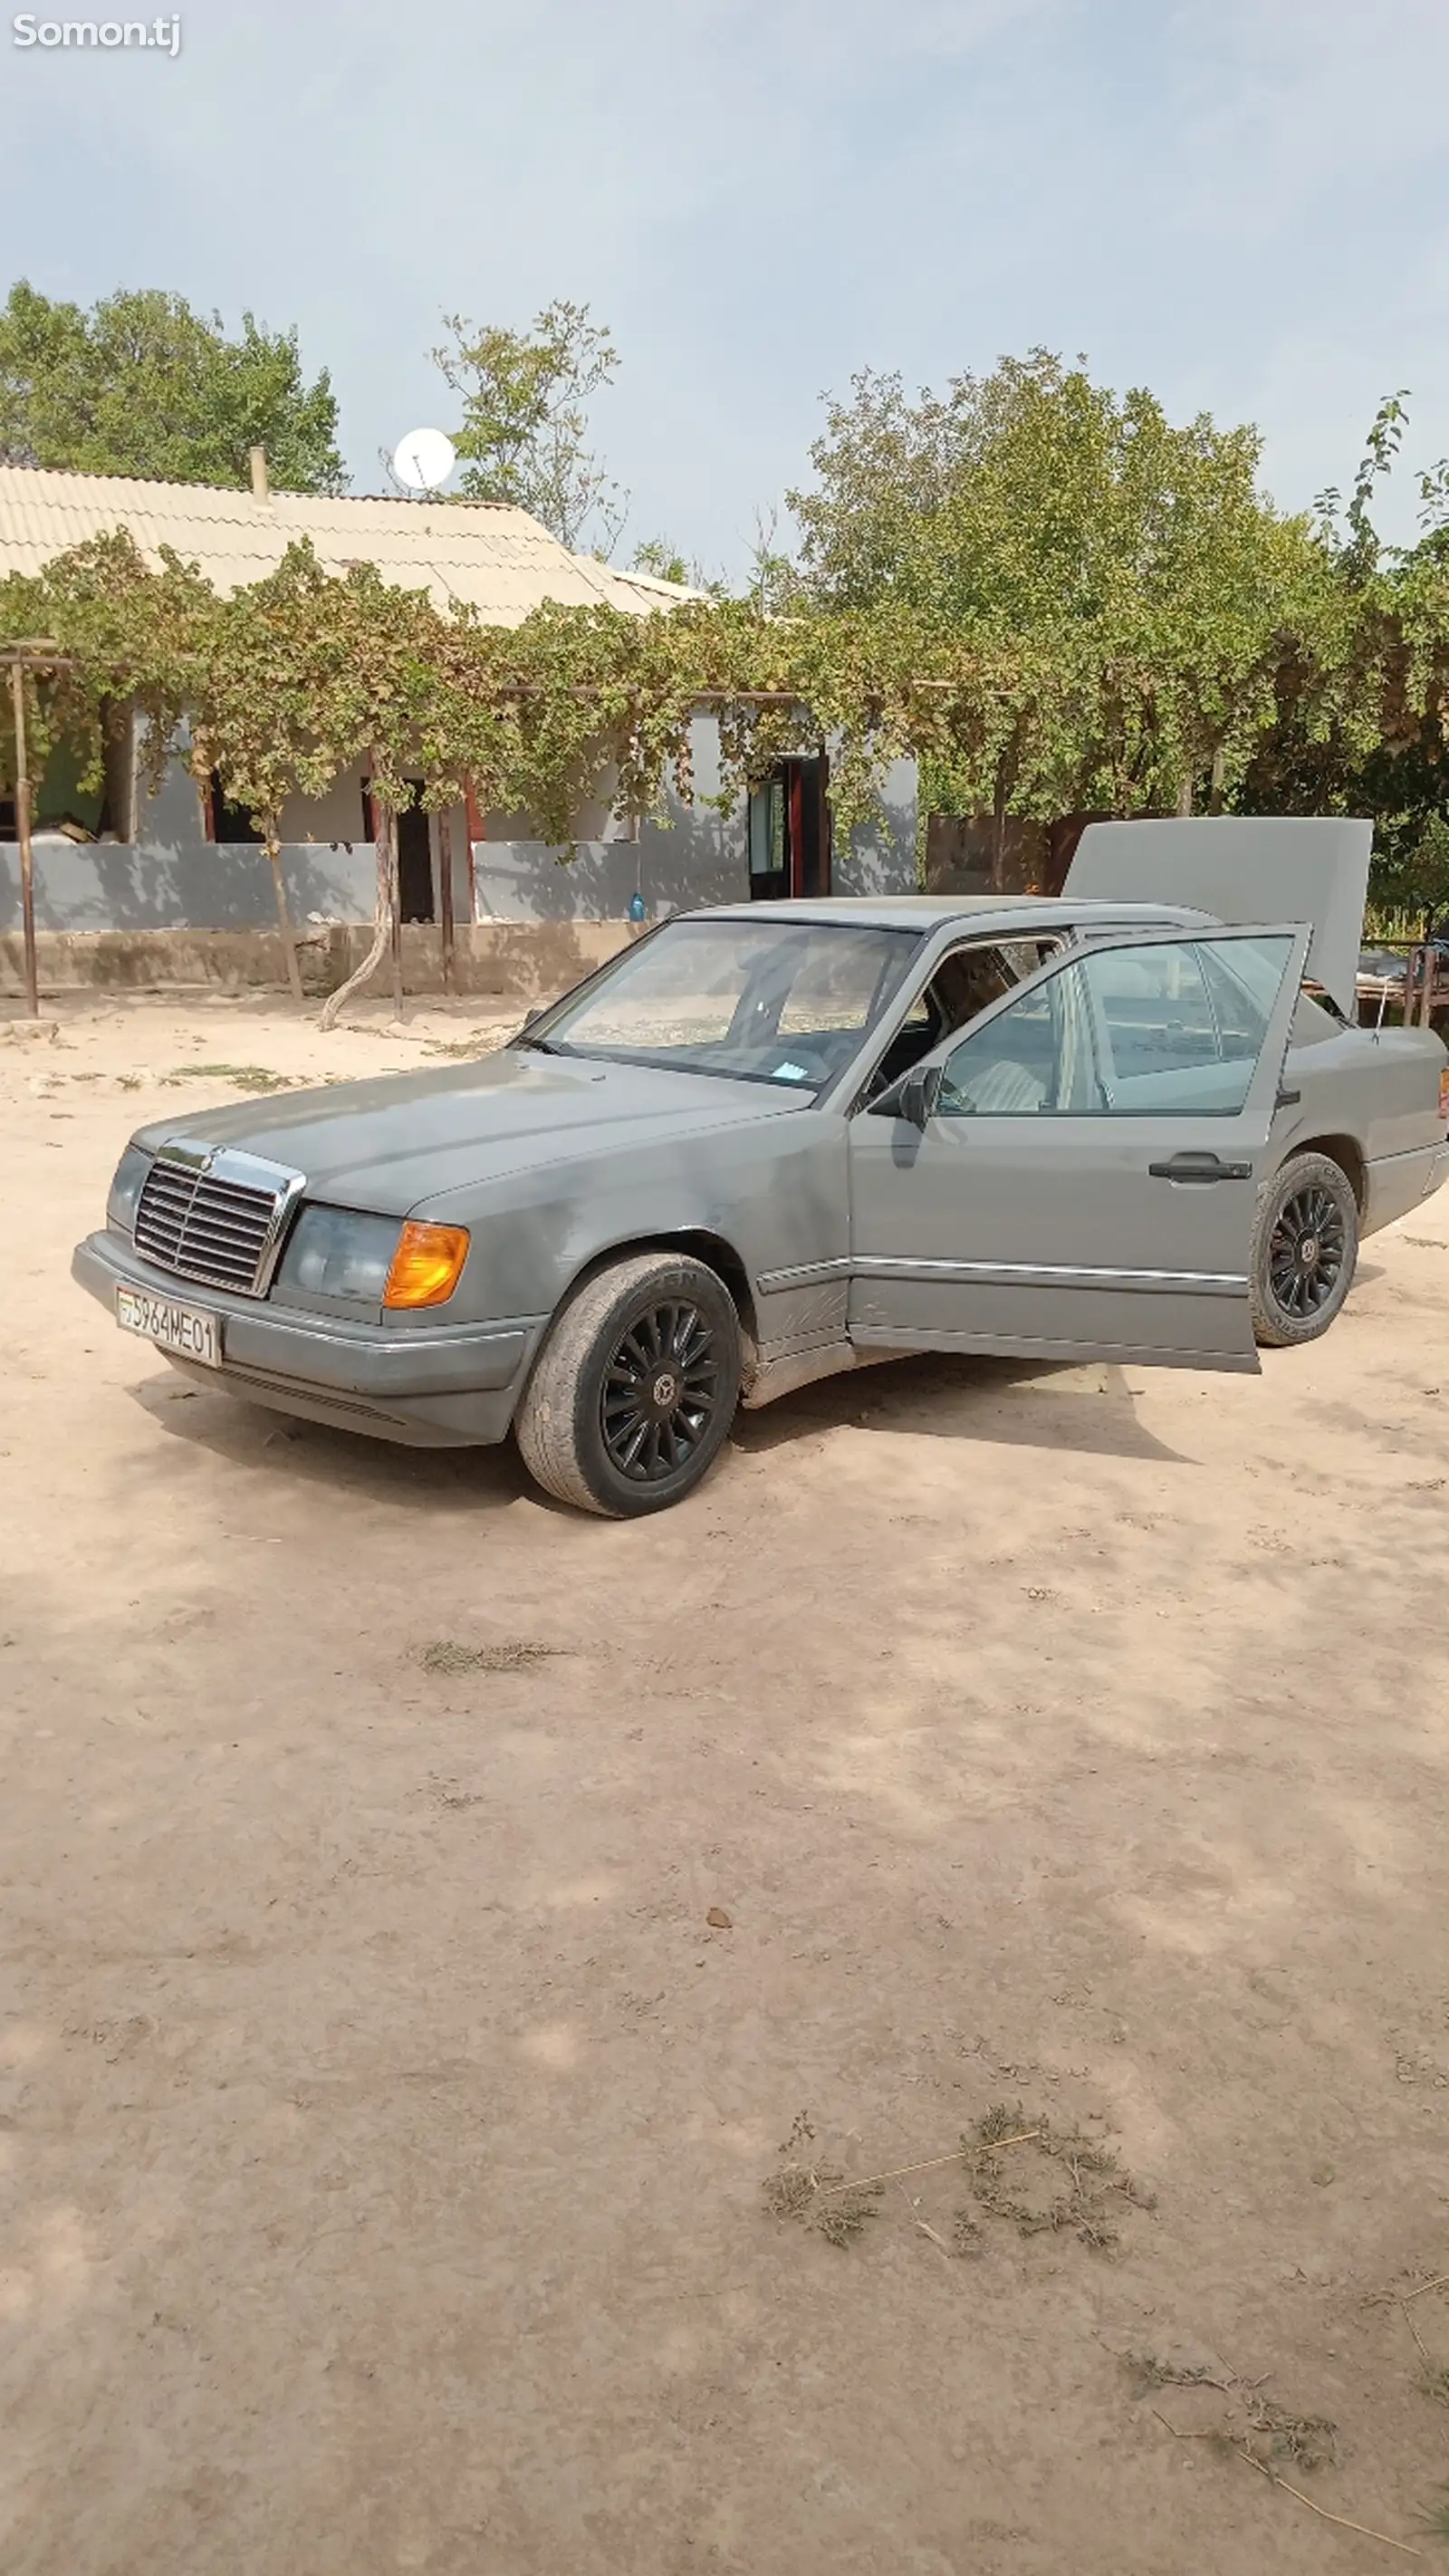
[
  {"xmin": 768, "ymin": 2113, "xmax": 1449, "ymax": 2559},
  {"xmin": 762, "ymin": 2102, "xmax": 1155, "ymax": 2258},
  {"xmin": 416, "ymin": 1639, "xmax": 561, "ymax": 1677}
]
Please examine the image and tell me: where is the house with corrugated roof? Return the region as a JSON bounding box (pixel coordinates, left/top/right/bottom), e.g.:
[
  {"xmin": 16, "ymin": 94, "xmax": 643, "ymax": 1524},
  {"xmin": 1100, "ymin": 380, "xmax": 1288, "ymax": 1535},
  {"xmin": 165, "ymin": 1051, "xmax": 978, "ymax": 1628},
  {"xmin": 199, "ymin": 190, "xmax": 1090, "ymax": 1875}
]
[
  {"xmin": 0, "ymin": 458, "xmax": 916, "ymax": 945},
  {"xmin": 0, "ymin": 454, "xmax": 697, "ymax": 617}
]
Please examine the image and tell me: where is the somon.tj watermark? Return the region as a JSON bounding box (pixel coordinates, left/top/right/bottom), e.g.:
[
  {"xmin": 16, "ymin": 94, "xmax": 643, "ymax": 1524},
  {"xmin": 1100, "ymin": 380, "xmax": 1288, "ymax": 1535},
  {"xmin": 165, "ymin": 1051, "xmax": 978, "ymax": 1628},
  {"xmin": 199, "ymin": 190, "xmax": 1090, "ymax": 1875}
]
[{"xmin": 14, "ymin": 13, "xmax": 181, "ymax": 48}]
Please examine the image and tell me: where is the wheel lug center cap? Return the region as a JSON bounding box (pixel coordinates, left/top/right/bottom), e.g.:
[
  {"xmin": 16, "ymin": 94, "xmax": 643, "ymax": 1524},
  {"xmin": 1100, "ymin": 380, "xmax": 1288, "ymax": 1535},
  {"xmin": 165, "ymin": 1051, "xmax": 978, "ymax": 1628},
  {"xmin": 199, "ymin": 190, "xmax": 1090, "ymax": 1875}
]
[
  {"xmin": 653, "ymin": 1371, "xmax": 678, "ymax": 1409},
  {"xmin": 1300, "ymin": 1236, "xmax": 1319, "ymax": 1267}
]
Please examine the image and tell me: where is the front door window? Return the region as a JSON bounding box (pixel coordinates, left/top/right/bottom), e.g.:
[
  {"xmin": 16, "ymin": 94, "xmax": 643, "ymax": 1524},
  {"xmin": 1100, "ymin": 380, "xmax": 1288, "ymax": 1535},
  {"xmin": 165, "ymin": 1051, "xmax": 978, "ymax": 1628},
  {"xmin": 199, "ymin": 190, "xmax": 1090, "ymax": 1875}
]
[{"xmin": 936, "ymin": 935, "xmax": 1293, "ymax": 1119}]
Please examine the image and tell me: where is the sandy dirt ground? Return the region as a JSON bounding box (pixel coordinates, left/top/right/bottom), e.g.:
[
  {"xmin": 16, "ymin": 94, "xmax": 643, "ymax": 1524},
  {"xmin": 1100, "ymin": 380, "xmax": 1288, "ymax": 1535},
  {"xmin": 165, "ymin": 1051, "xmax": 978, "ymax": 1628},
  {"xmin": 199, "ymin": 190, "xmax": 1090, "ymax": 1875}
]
[{"xmin": 3, "ymin": 987, "xmax": 1449, "ymax": 2576}]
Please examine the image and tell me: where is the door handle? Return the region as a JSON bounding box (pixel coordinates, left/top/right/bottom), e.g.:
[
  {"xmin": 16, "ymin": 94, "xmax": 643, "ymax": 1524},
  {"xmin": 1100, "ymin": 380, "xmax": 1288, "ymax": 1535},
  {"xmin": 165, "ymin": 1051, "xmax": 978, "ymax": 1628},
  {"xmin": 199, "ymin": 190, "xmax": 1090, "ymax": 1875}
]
[{"xmin": 1148, "ymin": 1151, "xmax": 1253, "ymax": 1183}]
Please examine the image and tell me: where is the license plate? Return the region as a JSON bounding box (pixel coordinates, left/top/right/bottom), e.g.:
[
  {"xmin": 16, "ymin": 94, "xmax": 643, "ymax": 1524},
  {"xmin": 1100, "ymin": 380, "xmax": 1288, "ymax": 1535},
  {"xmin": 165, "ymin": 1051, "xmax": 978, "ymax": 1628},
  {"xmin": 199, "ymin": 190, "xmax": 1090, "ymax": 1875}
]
[{"xmin": 116, "ymin": 1285, "xmax": 222, "ymax": 1368}]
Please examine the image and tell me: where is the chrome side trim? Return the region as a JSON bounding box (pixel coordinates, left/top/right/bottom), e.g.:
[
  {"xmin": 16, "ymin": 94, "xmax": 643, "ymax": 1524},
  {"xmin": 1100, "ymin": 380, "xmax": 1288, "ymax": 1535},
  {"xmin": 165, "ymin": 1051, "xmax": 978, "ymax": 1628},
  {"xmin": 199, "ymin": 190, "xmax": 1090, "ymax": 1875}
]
[
  {"xmin": 849, "ymin": 1255, "xmax": 1247, "ymax": 1296},
  {"xmin": 757, "ymin": 1257, "xmax": 852, "ymax": 1294},
  {"xmin": 762, "ymin": 1254, "xmax": 1245, "ymax": 1297}
]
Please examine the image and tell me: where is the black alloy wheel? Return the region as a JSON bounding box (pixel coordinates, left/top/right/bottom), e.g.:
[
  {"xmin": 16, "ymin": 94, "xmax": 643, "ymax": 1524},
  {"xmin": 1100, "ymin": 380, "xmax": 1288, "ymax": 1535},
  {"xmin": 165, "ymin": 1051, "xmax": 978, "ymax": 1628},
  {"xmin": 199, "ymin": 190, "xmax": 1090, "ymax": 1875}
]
[
  {"xmin": 601, "ymin": 1298, "xmax": 722, "ymax": 1485},
  {"xmin": 1267, "ymin": 1180, "xmax": 1348, "ymax": 1323},
  {"xmin": 1250, "ymin": 1149, "xmax": 1359, "ymax": 1348},
  {"xmin": 514, "ymin": 1251, "xmax": 743, "ymax": 1516}
]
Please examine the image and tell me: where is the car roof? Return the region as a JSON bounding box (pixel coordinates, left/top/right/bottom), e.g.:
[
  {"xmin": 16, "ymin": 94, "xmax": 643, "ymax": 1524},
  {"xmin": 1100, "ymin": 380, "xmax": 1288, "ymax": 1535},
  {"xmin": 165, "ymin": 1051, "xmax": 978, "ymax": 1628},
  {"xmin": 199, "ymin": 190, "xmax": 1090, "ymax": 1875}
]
[{"xmin": 688, "ymin": 894, "xmax": 1209, "ymax": 934}]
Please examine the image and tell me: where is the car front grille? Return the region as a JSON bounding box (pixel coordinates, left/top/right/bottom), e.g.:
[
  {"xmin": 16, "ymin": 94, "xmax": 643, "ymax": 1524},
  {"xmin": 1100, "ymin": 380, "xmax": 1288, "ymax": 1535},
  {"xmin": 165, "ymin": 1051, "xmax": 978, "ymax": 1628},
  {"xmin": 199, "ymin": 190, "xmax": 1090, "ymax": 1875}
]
[{"xmin": 133, "ymin": 1144, "xmax": 303, "ymax": 1297}]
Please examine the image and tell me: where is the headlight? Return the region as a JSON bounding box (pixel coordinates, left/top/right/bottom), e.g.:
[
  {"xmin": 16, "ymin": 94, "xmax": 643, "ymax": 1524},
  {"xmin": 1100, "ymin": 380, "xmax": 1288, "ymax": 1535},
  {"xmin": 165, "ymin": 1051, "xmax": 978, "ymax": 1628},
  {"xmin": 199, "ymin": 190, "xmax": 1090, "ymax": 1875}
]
[
  {"xmin": 106, "ymin": 1143, "xmax": 152, "ymax": 1235},
  {"xmin": 276, "ymin": 1205, "xmax": 401, "ymax": 1302}
]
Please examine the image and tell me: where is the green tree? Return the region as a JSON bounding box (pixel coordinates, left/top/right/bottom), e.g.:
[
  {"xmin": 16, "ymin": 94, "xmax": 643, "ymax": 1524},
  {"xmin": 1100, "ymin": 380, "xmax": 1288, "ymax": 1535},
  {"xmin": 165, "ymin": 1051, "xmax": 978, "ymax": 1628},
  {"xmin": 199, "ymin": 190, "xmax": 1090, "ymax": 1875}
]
[
  {"xmin": 785, "ymin": 350, "xmax": 1339, "ymax": 826},
  {"xmin": 629, "ymin": 539, "xmax": 730, "ymax": 601},
  {"xmin": 630, "ymin": 538, "xmax": 689, "ymax": 585},
  {"xmin": 0, "ymin": 281, "xmax": 345, "ymax": 493},
  {"xmin": 1243, "ymin": 393, "xmax": 1449, "ymax": 917},
  {"xmin": 433, "ymin": 299, "xmax": 625, "ymax": 553}
]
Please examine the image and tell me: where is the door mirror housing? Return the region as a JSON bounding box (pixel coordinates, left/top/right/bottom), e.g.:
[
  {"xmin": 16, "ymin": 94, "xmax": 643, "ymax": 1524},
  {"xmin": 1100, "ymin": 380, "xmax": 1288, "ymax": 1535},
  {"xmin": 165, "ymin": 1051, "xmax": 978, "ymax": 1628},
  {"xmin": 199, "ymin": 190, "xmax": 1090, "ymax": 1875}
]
[
  {"xmin": 522, "ymin": 1005, "xmax": 543, "ymax": 1031},
  {"xmin": 897, "ymin": 1063, "xmax": 944, "ymax": 1129}
]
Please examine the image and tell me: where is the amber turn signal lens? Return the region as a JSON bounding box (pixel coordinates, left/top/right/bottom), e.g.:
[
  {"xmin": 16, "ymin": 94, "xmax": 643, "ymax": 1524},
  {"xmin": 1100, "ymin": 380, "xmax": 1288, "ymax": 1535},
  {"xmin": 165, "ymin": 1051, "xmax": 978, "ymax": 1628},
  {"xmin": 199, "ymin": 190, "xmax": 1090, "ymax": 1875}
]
[{"xmin": 383, "ymin": 1221, "xmax": 470, "ymax": 1309}]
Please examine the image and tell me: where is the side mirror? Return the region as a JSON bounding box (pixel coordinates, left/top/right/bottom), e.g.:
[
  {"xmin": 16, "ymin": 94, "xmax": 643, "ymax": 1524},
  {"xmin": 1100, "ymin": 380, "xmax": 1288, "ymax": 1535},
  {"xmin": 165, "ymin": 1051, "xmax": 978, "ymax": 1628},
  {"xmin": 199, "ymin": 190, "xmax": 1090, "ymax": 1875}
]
[
  {"xmin": 522, "ymin": 1005, "xmax": 543, "ymax": 1031},
  {"xmin": 898, "ymin": 1063, "xmax": 943, "ymax": 1129}
]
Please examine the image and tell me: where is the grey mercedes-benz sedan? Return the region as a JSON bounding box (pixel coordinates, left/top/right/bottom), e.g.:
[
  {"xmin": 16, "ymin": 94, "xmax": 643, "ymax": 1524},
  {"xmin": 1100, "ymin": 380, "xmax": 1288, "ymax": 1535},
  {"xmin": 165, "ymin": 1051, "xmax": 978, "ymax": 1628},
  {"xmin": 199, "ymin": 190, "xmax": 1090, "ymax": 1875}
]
[{"xmin": 75, "ymin": 820, "xmax": 1449, "ymax": 1516}]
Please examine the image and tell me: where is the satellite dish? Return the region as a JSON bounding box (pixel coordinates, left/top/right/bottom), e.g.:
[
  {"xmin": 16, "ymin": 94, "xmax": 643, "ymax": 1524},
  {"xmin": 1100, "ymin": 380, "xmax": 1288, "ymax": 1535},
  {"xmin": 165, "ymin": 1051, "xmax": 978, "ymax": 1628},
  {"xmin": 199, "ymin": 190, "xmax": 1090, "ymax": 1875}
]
[{"xmin": 391, "ymin": 427, "xmax": 456, "ymax": 493}]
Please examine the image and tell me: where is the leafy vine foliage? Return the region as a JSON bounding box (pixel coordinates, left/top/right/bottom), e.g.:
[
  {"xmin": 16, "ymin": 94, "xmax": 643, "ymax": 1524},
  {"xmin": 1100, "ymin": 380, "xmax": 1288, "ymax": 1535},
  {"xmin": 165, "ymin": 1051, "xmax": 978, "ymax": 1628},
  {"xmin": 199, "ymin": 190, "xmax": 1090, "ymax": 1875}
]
[
  {"xmin": 5, "ymin": 526, "xmax": 1442, "ymax": 858},
  {"xmin": 0, "ymin": 529, "xmax": 1027, "ymax": 851},
  {"xmin": 3, "ymin": 366, "xmax": 1449, "ymax": 940}
]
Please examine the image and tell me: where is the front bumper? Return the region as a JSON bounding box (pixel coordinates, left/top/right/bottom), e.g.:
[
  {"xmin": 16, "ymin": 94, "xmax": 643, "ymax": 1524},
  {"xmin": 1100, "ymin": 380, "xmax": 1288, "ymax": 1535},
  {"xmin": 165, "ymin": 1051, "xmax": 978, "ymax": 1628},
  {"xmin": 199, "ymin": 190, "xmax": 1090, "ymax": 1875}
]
[{"xmin": 72, "ymin": 1231, "xmax": 543, "ymax": 1447}]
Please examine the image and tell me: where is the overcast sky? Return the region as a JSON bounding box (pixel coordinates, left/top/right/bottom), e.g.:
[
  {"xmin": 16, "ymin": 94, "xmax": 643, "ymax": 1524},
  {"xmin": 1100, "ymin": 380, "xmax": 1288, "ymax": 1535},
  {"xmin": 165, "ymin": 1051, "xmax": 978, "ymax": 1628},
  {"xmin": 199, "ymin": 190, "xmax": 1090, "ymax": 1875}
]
[{"xmin": 5, "ymin": 0, "xmax": 1449, "ymax": 572}]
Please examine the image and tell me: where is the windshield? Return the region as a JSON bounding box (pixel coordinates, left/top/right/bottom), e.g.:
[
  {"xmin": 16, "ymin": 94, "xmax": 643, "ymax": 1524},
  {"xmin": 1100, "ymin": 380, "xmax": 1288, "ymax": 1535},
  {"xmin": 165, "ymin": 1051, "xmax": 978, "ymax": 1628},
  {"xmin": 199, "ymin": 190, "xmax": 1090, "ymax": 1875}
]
[{"xmin": 524, "ymin": 918, "xmax": 921, "ymax": 1088}]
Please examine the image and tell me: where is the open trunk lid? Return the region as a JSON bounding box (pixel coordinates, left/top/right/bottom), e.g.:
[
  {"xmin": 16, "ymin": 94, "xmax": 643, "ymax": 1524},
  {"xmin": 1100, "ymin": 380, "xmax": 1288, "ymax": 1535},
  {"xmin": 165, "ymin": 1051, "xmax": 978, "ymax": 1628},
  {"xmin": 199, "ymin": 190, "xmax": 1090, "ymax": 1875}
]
[{"xmin": 1063, "ymin": 817, "xmax": 1371, "ymax": 1019}]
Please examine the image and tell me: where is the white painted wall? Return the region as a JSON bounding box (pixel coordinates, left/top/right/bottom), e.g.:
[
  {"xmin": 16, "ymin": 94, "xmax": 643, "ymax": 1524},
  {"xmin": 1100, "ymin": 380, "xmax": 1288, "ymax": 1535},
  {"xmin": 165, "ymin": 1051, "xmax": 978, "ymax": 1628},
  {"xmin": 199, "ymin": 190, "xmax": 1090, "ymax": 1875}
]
[
  {"xmin": 837, "ymin": 755, "xmax": 920, "ymax": 895},
  {"xmin": 34, "ymin": 709, "xmax": 916, "ymax": 930},
  {"xmin": 277, "ymin": 758, "xmax": 371, "ymax": 845},
  {"xmin": 473, "ymin": 716, "xmax": 751, "ymax": 919}
]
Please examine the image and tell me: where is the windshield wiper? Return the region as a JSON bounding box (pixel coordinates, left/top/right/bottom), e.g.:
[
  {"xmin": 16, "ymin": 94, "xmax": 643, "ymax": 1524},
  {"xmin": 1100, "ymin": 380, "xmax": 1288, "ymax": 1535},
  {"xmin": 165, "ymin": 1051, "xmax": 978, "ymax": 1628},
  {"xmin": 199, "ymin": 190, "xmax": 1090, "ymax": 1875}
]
[{"xmin": 515, "ymin": 1033, "xmax": 562, "ymax": 1054}]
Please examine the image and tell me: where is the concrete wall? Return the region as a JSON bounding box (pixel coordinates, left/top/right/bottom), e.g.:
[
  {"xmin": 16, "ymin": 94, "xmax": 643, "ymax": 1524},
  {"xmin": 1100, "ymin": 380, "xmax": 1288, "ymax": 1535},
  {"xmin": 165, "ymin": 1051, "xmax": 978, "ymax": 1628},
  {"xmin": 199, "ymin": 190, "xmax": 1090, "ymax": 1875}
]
[
  {"xmin": 132, "ymin": 734, "xmax": 473, "ymax": 918},
  {"xmin": 0, "ymin": 838, "xmax": 378, "ymax": 935},
  {"xmin": 277, "ymin": 757, "xmax": 371, "ymax": 846},
  {"xmin": 473, "ymin": 749, "xmax": 919, "ymax": 918},
  {"xmin": 0, "ymin": 833, "xmax": 728, "ymax": 934},
  {"xmin": 130, "ymin": 725, "xmax": 372, "ymax": 847},
  {"xmin": 135, "ymin": 735, "xmax": 208, "ymax": 846}
]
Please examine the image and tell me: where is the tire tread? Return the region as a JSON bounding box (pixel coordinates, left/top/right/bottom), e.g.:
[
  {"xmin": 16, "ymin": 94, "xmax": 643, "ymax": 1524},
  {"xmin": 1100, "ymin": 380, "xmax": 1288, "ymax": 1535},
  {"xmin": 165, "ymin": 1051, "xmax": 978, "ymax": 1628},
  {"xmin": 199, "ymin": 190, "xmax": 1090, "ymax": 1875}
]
[
  {"xmin": 1250, "ymin": 1149, "xmax": 1359, "ymax": 1348},
  {"xmin": 515, "ymin": 1253, "xmax": 738, "ymax": 1516}
]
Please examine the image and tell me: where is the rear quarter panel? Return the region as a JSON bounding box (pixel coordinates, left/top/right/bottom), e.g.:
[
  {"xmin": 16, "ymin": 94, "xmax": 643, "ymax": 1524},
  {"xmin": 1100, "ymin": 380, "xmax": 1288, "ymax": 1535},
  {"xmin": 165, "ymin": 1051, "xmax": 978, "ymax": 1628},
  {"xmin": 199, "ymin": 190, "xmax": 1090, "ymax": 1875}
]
[{"xmin": 1280, "ymin": 1023, "xmax": 1448, "ymax": 1233}]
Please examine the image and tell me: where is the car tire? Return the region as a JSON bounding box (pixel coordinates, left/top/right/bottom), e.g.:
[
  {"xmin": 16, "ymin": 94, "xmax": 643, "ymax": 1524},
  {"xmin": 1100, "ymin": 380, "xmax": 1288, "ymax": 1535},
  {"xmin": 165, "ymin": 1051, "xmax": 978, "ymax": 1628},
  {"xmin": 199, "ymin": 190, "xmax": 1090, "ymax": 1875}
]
[
  {"xmin": 514, "ymin": 1252, "xmax": 743, "ymax": 1518},
  {"xmin": 1250, "ymin": 1149, "xmax": 1359, "ymax": 1348}
]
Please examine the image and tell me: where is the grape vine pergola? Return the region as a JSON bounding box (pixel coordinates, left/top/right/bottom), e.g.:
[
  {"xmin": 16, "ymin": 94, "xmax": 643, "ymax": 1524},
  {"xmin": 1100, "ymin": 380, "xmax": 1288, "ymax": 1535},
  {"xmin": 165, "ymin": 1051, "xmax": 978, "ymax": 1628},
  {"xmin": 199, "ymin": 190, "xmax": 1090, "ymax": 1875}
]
[
  {"xmin": 5, "ymin": 524, "xmax": 1448, "ymax": 1022},
  {"xmin": 0, "ymin": 533, "xmax": 1003, "ymax": 1026}
]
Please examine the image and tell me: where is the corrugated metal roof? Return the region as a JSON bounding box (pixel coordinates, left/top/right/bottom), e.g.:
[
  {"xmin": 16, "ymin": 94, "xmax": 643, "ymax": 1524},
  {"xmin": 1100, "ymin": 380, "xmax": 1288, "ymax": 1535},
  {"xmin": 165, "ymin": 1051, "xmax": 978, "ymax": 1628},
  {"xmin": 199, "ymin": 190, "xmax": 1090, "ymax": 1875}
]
[{"xmin": 0, "ymin": 465, "xmax": 699, "ymax": 623}]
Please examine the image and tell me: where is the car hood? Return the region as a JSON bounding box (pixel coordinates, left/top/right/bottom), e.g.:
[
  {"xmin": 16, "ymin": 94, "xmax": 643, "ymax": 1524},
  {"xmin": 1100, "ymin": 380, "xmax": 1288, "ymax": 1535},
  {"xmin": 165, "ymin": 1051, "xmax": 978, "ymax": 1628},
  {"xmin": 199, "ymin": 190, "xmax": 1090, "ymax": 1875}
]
[
  {"xmin": 134, "ymin": 1047, "xmax": 809, "ymax": 1216},
  {"xmin": 1064, "ymin": 816, "xmax": 1371, "ymax": 1019}
]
